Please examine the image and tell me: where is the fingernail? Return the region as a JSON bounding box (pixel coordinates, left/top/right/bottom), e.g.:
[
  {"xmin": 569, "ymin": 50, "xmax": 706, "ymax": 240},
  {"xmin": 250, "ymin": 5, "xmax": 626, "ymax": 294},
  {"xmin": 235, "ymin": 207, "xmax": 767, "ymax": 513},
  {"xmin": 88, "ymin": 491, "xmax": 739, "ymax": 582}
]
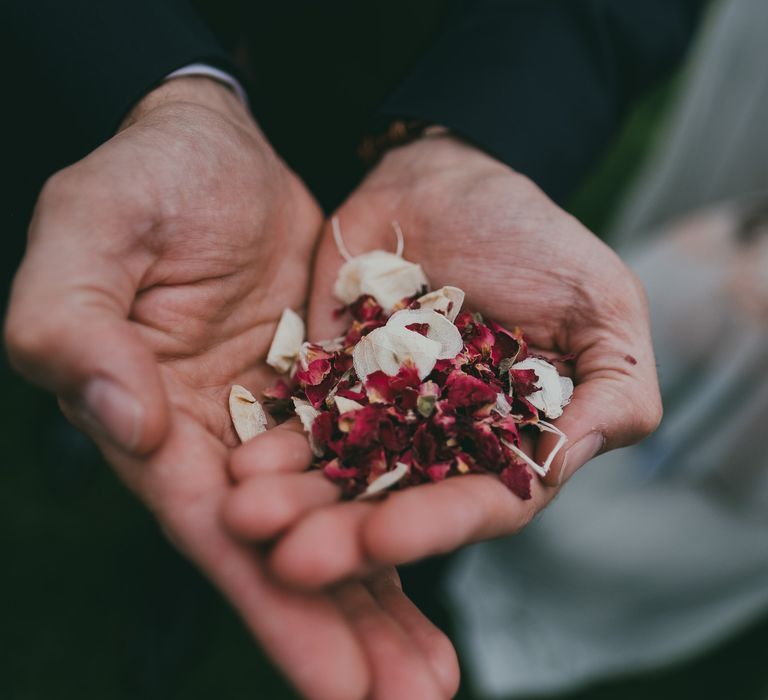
[
  {"xmin": 558, "ymin": 432, "xmax": 604, "ymax": 485},
  {"xmin": 75, "ymin": 378, "xmax": 143, "ymax": 452}
]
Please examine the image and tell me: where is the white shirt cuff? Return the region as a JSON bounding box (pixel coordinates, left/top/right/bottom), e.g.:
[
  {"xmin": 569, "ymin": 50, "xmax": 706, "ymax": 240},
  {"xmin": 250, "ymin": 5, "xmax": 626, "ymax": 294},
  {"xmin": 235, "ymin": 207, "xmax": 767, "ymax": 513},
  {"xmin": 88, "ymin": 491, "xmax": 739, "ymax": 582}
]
[{"xmin": 165, "ymin": 63, "xmax": 249, "ymax": 107}]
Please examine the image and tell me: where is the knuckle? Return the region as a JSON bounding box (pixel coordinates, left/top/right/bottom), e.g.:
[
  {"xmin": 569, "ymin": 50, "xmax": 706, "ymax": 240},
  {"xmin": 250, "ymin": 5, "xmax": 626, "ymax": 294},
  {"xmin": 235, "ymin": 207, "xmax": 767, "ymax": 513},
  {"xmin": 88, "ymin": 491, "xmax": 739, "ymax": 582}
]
[
  {"xmin": 639, "ymin": 395, "xmax": 664, "ymax": 436},
  {"xmin": 609, "ymin": 267, "xmax": 647, "ymax": 314},
  {"xmin": 622, "ymin": 392, "xmax": 663, "ymax": 444},
  {"xmin": 625, "ymin": 268, "xmax": 650, "ymax": 308},
  {"xmin": 4, "ymin": 312, "xmax": 53, "ymax": 369},
  {"xmin": 429, "ymin": 634, "xmax": 461, "ymax": 696},
  {"xmin": 39, "ymin": 167, "xmax": 78, "ymax": 204},
  {"xmin": 258, "ymin": 489, "xmax": 296, "ymax": 532}
]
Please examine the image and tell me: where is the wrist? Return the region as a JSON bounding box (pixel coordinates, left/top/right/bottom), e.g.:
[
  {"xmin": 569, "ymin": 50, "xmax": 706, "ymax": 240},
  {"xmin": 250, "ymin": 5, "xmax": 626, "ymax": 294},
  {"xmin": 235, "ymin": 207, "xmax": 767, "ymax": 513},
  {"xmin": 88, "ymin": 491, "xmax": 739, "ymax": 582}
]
[
  {"xmin": 365, "ymin": 130, "xmax": 510, "ymax": 192},
  {"xmin": 119, "ymin": 76, "xmax": 252, "ymax": 132}
]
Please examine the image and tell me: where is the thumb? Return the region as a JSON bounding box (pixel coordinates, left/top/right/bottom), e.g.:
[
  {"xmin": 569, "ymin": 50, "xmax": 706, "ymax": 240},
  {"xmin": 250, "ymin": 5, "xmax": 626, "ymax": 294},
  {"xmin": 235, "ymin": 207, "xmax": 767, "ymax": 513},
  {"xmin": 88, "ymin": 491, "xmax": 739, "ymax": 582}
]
[
  {"xmin": 536, "ymin": 372, "xmax": 662, "ymax": 488},
  {"xmin": 4, "ymin": 204, "xmax": 168, "ymax": 455}
]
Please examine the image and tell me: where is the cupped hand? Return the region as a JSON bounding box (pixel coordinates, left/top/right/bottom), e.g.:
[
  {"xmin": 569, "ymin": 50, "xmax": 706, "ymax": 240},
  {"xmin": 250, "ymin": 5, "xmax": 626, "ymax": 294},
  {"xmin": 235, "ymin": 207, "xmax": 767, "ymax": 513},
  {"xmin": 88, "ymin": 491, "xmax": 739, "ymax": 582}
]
[
  {"xmin": 224, "ymin": 133, "xmax": 662, "ymax": 588},
  {"xmin": 4, "ymin": 79, "xmax": 458, "ymax": 700}
]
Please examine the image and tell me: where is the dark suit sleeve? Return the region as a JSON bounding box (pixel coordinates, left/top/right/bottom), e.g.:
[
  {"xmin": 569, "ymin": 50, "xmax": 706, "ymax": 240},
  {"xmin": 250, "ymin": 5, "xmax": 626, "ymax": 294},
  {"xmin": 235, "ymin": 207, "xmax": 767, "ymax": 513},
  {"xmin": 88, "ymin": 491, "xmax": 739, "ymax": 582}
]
[
  {"xmin": 5, "ymin": 0, "xmax": 237, "ymax": 156},
  {"xmin": 377, "ymin": 0, "xmax": 706, "ymax": 202}
]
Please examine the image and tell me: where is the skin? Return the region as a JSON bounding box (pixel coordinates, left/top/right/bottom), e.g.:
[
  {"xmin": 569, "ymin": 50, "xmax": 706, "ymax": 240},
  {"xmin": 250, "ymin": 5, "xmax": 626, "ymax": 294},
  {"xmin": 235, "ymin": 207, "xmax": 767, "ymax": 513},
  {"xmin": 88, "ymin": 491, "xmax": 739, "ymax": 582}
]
[
  {"xmin": 224, "ymin": 133, "xmax": 663, "ymax": 590},
  {"xmin": 4, "ymin": 78, "xmax": 459, "ymax": 700}
]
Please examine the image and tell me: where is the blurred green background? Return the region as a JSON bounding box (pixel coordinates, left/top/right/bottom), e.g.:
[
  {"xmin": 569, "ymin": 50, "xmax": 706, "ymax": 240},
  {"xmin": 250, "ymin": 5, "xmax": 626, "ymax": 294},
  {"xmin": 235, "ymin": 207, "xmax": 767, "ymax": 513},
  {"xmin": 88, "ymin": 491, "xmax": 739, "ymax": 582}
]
[{"xmin": 3, "ymin": 76, "xmax": 768, "ymax": 700}]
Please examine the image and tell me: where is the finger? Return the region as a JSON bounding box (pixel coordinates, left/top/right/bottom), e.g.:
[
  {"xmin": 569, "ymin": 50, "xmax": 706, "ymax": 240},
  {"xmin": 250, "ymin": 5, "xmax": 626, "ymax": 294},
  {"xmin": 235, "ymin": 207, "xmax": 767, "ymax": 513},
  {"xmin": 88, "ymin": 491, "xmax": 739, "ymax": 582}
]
[
  {"xmin": 269, "ymin": 473, "xmax": 553, "ymax": 587},
  {"xmin": 267, "ymin": 501, "xmax": 376, "ymax": 588},
  {"xmin": 367, "ymin": 569, "xmax": 460, "ymax": 698},
  {"xmin": 363, "ymin": 475, "xmax": 554, "ymax": 567},
  {"xmin": 334, "ymin": 578, "xmax": 446, "ymax": 700},
  {"xmin": 538, "ymin": 348, "xmax": 662, "ymax": 487},
  {"xmin": 171, "ymin": 507, "xmax": 370, "ymax": 700},
  {"xmin": 4, "ymin": 179, "xmax": 167, "ymax": 454},
  {"xmin": 106, "ymin": 417, "xmax": 371, "ymax": 700},
  {"xmin": 229, "ymin": 417, "xmax": 313, "ymax": 481},
  {"xmin": 223, "ymin": 470, "xmax": 340, "ymax": 541}
]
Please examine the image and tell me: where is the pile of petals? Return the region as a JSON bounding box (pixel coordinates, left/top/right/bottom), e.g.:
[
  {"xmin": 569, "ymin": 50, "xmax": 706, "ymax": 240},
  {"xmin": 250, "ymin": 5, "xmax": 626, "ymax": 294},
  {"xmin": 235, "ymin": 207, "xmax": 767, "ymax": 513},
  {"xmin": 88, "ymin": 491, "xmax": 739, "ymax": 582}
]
[{"xmin": 230, "ymin": 220, "xmax": 573, "ymax": 501}]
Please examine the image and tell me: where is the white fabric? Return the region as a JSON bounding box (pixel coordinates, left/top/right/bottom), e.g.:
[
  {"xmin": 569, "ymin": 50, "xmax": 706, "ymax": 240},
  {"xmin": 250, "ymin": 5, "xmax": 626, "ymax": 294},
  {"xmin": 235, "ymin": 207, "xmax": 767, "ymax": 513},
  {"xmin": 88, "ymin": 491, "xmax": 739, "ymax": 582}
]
[
  {"xmin": 446, "ymin": 202, "xmax": 768, "ymax": 696},
  {"xmin": 445, "ymin": 0, "xmax": 768, "ymax": 695}
]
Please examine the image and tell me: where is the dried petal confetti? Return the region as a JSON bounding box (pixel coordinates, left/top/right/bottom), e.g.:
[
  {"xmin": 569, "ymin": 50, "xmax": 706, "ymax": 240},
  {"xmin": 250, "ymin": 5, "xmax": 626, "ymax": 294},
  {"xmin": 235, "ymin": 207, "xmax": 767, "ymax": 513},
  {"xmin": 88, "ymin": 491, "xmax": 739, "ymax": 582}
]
[
  {"xmin": 247, "ymin": 220, "xmax": 575, "ymax": 500},
  {"xmin": 358, "ymin": 461, "xmax": 409, "ymax": 499},
  {"xmin": 415, "ymin": 286, "xmax": 465, "ymax": 322},
  {"xmin": 510, "ymin": 357, "xmax": 573, "ymax": 419},
  {"xmin": 266, "ymin": 308, "xmax": 305, "ymax": 374},
  {"xmin": 331, "ymin": 216, "xmax": 429, "ymax": 312},
  {"xmin": 353, "ymin": 325, "xmax": 443, "ymax": 380},
  {"xmin": 386, "ymin": 309, "xmax": 463, "ymax": 359},
  {"xmin": 229, "ymin": 385, "xmax": 268, "ymax": 442}
]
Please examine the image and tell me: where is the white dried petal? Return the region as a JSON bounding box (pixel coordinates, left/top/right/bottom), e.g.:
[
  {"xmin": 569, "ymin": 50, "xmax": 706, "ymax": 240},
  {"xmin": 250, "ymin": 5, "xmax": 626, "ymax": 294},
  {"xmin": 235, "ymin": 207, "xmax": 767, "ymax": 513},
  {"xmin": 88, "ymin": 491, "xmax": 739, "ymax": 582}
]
[
  {"xmin": 537, "ymin": 420, "xmax": 568, "ymax": 475},
  {"xmin": 386, "ymin": 309, "xmax": 463, "ymax": 360},
  {"xmin": 511, "ymin": 357, "xmax": 573, "ymax": 419},
  {"xmin": 292, "ymin": 397, "xmax": 323, "ymax": 457},
  {"xmin": 353, "ymin": 325, "xmax": 442, "ymax": 380},
  {"xmin": 334, "ymin": 396, "xmax": 364, "ymax": 414},
  {"xmin": 494, "ymin": 392, "xmax": 512, "ymax": 417},
  {"xmin": 501, "ymin": 422, "xmax": 567, "ymax": 478},
  {"xmin": 416, "ymin": 286, "xmax": 465, "ymax": 322},
  {"xmin": 374, "ymin": 326, "xmax": 443, "ymax": 377},
  {"xmin": 229, "ymin": 385, "xmax": 268, "ymax": 443},
  {"xmin": 266, "ymin": 308, "xmax": 305, "ymax": 374},
  {"xmin": 334, "ymin": 251, "xmax": 428, "ymax": 311},
  {"xmin": 297, "ymin": 341, "xmax": 313, "ymax": 369},
  {"xmin": 358, "ymin": 462, "xmax": 409, "ymax": 499},
  {"xmin": 501, "ymin": 438, "xmax": 548, "ymax": 478},
  {"xmin": 352, "ymin": 332, "xmax": 379, "ymax": 381},
  {"xmin": 317, "ymin": 336, "xmax": 346, "ymax": 352},
  {"xmin": 363, "ymin": 264, "xmax": 428, "ymax": 312}
]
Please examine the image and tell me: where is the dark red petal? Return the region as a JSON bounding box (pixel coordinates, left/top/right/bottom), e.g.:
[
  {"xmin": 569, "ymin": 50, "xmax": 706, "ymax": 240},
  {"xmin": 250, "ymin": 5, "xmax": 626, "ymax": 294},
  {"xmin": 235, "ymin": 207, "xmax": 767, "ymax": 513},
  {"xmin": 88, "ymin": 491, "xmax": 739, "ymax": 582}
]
[
  {"xmin": 263, "ymin": 379, "xmax": 292, "ymax": 400},
  {"xmin": 349, "ymin": 294, "xmax": 385, "ymax": 322},
  {"xmin": 464, "ymin": 420, "xmax": 503, "ymax": 469},
  {"xmin": 509, "ymin": 368, "xmax": 539, "ymax": 398},
  {"xmin": 365, "ymin": 370, "xmax": 395, "ymax": 404},
  {"xmin": 444, "ymin": 370, "xmax": 498, "ymax": 408},
  {"xmin": 413, "ymin": 423, "xmax": 437, "ymax": 467},
  {"xmin": 361, "ymin": 446, "xmax": 388, "ymax": 481},
  {"xmin": 389, "ymin": 362, "xmax": 422, "ymax": 392},
  {"xmin": 511, "ymin": 396, "xmax": 540, "ymax": 424},
  {"xmin": 405, "ymin": 322, "xmax": 430, "ymax": 336},
  {"xmin": 345, "ymin": 405, "xmax": 385, "ymax": 450},
  {"xmin": 379, "ymin": 418, "xmax": 410, "ymax": 453},
  {"xmin": 324, "ymin": 460, "xmax": 360, "ymax": 480},
  {"xmin": 336, "ymin": 386, "xmax": 368, "ymax": 402},
  {"xmin": 304, "ymin": 375, "xmax": 336, "ymax": 408},
  {"xmin": 433, "ymin": 400, "xmax": 457, "ymax": 433},
  {"xmin": 500, "ymin": 463, "xmax": 532, "ymax": 500},
  {"xmin": 489, "ymin": 321, "xmax": 523, "ymax": 364},
  {"xmin": 494, "ymin": 415, "xmax": 520, "ymax": 445},
  {"xmin": 296, "ymin": 357, "xmax": 332, "ymax": 386},
  {"xmin": 426, "ymin": 463, "xmax": 452, "ymax": 482}
]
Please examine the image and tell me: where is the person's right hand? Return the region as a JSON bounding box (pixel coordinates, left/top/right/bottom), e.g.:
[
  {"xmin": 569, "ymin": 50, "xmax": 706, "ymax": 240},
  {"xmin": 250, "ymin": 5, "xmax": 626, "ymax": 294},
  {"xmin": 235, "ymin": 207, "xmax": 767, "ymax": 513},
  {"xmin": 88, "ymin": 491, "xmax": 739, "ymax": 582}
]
[{"xmin": 4, "ymin": 77, "xmax": 458, "ymax": 700}]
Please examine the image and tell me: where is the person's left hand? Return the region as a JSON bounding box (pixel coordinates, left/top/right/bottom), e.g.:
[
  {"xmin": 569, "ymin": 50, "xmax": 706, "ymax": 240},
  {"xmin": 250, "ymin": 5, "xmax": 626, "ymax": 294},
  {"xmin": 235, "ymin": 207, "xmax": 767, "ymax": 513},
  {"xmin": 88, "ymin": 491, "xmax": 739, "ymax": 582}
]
[{"xmin": 223, "ymin": 133, "xmax": 662, "ymax": 590}]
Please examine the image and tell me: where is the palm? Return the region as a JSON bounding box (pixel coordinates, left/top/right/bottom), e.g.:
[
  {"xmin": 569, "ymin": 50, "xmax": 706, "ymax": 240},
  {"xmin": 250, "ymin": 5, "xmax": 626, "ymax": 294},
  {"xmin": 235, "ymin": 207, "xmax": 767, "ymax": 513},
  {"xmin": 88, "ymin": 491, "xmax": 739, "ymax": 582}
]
[{"xmin": 82, "ymin": 100, "xmax": 318, "ymax": 504}]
